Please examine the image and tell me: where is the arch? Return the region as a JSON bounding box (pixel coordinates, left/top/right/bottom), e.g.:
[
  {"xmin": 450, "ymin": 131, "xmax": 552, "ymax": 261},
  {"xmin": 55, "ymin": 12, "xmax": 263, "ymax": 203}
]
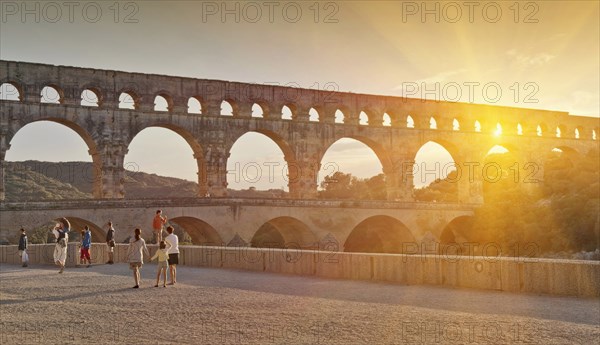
[
  {"xmin": 125, "ymin": 124, "xmax": 205, "ymax": 195},
  {"xmin": 545, "ymin": 146, "xmax": 583, "ymax": 186},
  {"xmin": 309, "ymin": 107, "xmax": 319, "ymax": 122},
  {"xmin": 452, "ymin": 118, "xmax": 460, "ymax": 131},
  {"xmin": 251, "ymin": 216, "xmax": 316, "ymax": 249},
  {"xmin": 187, "ymin": 97, "xmax": 202, "ymax": 114},
  {"xmin": 382, "ymin": 113, "xmax": 392, "ymax": 127},
  {"xmin": 537, "ymin": 123, "xmax": 548, "ymax": 137},
  {"xmin": 344, "ymin": 215, "xmax": 416, "ymax": 253},
  {"xmin": 40, "ymin": 85, "xmax": 63, "ymax": 104},
  {"xmin": 6, "ymin": 119, "xmax": 102, "ymax": 198},
  {"xmin": 413, "ymin": 140, "xmax": 459, "ymax": 193},
  {"xmin": 320, "ymin": 136, "xmax": 392, "ymax": 180},
  {"xmin": 227, "ymin": 130, "xmax": 296, "ymax": 193},
  {"xmin": 593, "ymin": 129, "xmax": 597, "ymax": 141},
  {"xmin": 154, "ymin": 93, "xmax": 173, "ymax": 112},
  {"xmin": 551, "ymin": 146, "xmax": 582, "ymax": 160},
  {"xmin": 126, "ymin": 124, "xmax": 203, "ymax": 158},
  {"xmin": 517, "ymin": 123, "xmax": 523, "ymax": 135},
  {"xmin": 574, "ymin": 126, "xmax": 583, "ymax": 139},
  {"xmin": 474, "ymin": 120, "xmax": 482, "ymax": 132},
  {"xmin": 221, "ymin": 99, "xmax": 237, "ymax": 116},
  {"xmin": 406, "ymin": 115, "xmax": 415, "ymax": 128},
  {"xmin": 118, "ymin": 91, "xmax": 138, "ymax": 109},
  {"xmin": 169, "ymin": 217, "xmax": 223, "ymax": 245},
  {"xmin": 482, "ymin": 144, "xmax": 520, "ymax": 203},
  {"xmin": 439, "ymin": 216, "xmax": 475, "ymax": 254},
  {"xmin": 252, "ymin": 103, "xmax": 266, "ymax": 118},
  {"xmin": 556, "ymin": 125, "xmax": 567, "ymax": 138},
  {"xmin": 0, "ymin": 81, "xmax": 22, "ymax": 101},
  {"xmin": 494, "ymin": 123, "xmax": 502, "ymax": 136},
  {"xmin": 429, "ymin": 117, "xmax": 437, "ymax": 129},
  {"xmin": 359, "ymin": 111, "xmax": 369, "ymax": 125},
  {"xmin": 281, "ymin": 104, "xmax": 294, "ymax": 120},
  {"xmin": 61, "ymin": 217, "xmax": 105, "ymax": 243},
  {"xmin": 334, "ymin": 109, "xmax": 345, "ymax": 124},
  {"xmin": 80, "ymin": 88, "xmax": 101, "ymax": 107},
  {"xmin": 485, "ymin": 144, "xmax": 513, "ymax": 156}
]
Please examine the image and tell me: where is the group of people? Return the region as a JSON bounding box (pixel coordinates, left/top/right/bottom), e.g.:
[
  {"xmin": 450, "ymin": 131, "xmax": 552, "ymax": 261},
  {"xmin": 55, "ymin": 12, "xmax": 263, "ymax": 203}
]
[
  {"xmin": 17, "ymin": 209, "xmax": 180, "ymax": 288},
  {"xmin": 128, "ymin": 211, "xmax": 180, "ymax": 289}
]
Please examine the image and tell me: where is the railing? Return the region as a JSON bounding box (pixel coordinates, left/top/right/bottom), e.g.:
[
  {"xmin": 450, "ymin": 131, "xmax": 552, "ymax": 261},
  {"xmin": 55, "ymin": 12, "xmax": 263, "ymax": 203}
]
[{"xmin": 1, "ymin": 243, "xmax": 598, "ymax": 297}]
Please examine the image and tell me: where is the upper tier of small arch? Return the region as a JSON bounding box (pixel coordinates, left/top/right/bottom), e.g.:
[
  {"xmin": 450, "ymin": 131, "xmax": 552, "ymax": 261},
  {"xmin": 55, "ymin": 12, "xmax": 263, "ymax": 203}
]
[{"xmin": 1, "ymin": 60, "xmax": 598, "ymax": 140}]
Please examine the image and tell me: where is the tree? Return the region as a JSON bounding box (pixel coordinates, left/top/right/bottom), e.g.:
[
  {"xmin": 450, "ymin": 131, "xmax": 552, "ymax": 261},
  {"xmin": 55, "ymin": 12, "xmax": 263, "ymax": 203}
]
[{"xmin": 319, "ymin": 172, "xmax": 387, "ymax": 200}]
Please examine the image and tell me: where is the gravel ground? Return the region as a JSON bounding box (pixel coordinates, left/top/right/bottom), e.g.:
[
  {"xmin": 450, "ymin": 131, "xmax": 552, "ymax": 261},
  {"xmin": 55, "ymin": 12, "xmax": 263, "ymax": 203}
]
[{"xmin": 1, "ymin": 263, "xmax": 598, "ymax": 345}]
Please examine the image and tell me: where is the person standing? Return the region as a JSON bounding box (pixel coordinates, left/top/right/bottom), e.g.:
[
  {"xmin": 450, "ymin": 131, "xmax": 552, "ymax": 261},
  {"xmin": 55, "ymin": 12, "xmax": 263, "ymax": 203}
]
[
  {"xmin": 127, "ymin": 228, "xmax": 149, "ymax": 288},
  {"xmin": 106, "ymin": 221, "xmax": 115, "ymax": 264},
  {"xmin": 164, "ymin": 226, "xmax": 179, "ymax": 285},
  {"xmin": 152, "ymin": 210, "xmax": 167, "ymax": 244},
  {"xmin": 18, "ymin": 228, "xmax": 28, "ymax": 267},
  {"xmin": 52, "ymin": 218, "xmax": 71, "ymax": 274},
  {"xmin": 80, "ymin": 226, "xmax": 92, "ymax": 268}
]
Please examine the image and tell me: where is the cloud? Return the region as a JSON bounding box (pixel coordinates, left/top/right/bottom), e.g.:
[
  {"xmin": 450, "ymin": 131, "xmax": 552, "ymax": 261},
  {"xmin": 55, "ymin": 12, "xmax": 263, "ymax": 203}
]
[
  {"xmin": 413, "ymin": 69, "xmax": 468, "ymax": 84},
  {"xmin": 506, "ymin": 49, "xmax": 555, "ymax": 67}
]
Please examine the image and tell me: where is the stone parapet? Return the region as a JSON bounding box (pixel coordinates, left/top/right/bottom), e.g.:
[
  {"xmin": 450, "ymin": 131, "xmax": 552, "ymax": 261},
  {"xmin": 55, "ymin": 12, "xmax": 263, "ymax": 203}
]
[{"xmin": 1, "ymin": 244, "xmax": 597, "ymax": 298}]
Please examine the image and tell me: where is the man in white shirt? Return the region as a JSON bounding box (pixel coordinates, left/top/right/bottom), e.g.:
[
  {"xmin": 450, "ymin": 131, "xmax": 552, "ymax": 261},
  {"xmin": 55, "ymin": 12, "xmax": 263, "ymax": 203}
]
[{"xmin": 164, "ymin": 226, "xmax": 179, "ymax": 285}]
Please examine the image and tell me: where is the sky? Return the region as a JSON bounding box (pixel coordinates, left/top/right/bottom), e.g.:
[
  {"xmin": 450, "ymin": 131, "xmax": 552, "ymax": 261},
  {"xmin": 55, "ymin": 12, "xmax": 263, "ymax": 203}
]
[{"xmin": 1, "ymin": 0, "xmax": 598, "ymax": 190}]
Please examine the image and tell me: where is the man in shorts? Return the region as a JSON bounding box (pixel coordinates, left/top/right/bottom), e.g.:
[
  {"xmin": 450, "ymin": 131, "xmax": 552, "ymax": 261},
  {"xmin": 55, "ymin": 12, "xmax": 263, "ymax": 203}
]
[{"xmin": 164, "ymin": 226, "xmax": 179, "ymax": 285}]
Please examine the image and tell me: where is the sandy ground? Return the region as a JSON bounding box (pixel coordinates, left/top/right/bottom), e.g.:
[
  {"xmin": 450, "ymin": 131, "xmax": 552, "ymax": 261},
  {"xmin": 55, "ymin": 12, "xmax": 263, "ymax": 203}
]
[{"xmin": 0, "ymin": 263, "xmax": 598, "ymax": 345}]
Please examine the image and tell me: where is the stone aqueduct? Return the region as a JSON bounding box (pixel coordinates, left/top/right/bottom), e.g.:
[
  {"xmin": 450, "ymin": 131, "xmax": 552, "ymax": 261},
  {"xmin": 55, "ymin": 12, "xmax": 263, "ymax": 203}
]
[{"xmin": 0, "ymin": 60, "xmax": 598, "ymax": 247}]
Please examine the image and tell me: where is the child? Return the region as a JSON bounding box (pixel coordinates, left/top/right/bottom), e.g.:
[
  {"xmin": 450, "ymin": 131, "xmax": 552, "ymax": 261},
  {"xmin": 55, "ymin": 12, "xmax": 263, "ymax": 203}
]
[{"xmin": 150, "ymin": 241, "xmax": 170, "ymax": 287}]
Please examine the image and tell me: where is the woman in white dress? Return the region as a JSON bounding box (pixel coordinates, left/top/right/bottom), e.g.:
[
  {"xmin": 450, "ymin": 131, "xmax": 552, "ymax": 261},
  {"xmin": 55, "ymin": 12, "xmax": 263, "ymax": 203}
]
[{"xmin": 52, "ymin": 218, "xmax": 71, "ymax": 273}]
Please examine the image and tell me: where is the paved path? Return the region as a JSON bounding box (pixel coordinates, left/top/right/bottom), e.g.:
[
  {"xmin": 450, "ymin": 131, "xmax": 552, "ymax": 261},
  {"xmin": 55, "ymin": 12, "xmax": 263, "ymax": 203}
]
[{"xmin": 1, "ymin": 263, "xmax": 598, "ymax": 344}]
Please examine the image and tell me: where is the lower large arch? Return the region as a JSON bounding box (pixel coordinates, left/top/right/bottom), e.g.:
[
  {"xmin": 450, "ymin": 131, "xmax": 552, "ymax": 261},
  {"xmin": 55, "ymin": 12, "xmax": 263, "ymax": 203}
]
[
  {"xmin": 440, "ymin": 216, "xmax": 475, "ymax": 244},
  {"xmin": 251, "ymin": 216, "xmax": 316, "ymax": 249},
  {"xmin": 344, "ymin": 216, "xmax": 416, "ymax": 254},
  {"xmin": 169, "ymin": 217, "xmax": 223, "ymax": 246},
  {"xmin": 60, "ymin": 217, "xmax": 105, "ymax": 243}
]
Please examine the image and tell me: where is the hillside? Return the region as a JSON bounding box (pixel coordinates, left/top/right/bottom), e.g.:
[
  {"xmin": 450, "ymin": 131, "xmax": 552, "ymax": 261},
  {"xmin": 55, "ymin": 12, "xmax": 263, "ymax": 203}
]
[
  {"xmin": 5, "ymin": 162, "xmax": 91, "ymax": 200},
  {"xmin": 4, "ymin": 161, "xmax": 198, "ymax": 200},
  {"xmin": 4, "ymin": 161, "xmax": 286, "ymax": 201}
]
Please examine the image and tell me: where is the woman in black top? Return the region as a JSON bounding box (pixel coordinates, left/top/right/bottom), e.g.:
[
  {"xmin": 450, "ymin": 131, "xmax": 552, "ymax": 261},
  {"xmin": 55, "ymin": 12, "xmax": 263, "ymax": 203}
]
[
  {"xmin": 106, "ymin": 221, "xmax": 115, "ymax": 264},
  {"xmin": 18, "ymin": 228, "xmax": 28, "ymax": 267}
]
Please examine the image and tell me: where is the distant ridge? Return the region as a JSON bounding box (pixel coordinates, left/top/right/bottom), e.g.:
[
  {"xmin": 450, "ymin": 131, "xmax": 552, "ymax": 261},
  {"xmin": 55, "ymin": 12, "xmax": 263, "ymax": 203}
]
[{"xmin": 4, "ymin": 161, "xmax": 286, "ymax": 201}]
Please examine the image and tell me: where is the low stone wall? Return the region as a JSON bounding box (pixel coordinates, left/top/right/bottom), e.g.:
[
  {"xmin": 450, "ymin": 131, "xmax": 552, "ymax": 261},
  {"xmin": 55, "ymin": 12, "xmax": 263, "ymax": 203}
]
[{"xmin": 1, "ymin": 244, "xmax": 598, "ymax": 297}]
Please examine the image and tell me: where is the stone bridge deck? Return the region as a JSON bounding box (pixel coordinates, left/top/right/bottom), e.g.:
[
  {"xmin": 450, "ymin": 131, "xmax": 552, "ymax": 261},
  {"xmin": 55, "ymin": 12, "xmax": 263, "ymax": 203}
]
[{"xmin": 0, "ymin": 198, "xmax": 476, "ymax": 248}]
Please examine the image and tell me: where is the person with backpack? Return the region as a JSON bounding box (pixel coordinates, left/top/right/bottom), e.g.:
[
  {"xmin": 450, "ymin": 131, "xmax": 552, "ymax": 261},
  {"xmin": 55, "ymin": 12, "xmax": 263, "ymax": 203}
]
[
  {"xmin": 52, "ymin": 218, "xmax": 71, "ymax": 274},
  {"xmin": 80, "ymin": 226, "xmax": 92, "ymax": 268}
]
